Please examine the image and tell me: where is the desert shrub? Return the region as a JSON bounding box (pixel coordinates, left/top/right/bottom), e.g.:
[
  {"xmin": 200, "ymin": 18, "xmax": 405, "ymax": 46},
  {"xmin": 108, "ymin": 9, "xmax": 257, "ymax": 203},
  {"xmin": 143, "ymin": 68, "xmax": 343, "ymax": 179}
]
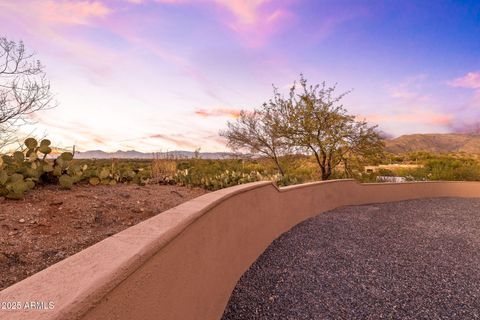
[
  {"xmin": 169, "ymin": 156, "xmax": 312, "ymax": 189},
  {"xmin": 151, "ymin": 159, "xmax": 177, "ymax": 184},
  {"xmin": 174, "ymin": 168, "xmax": 263, "ymax": 190},
  {"xmin": 377, "ymin": 168, "xmax": 395, "ymax": 176},
  {"xmin": 0, "ymin": 138, "xmax": 83, "ymax": 199},
  {"xmin": 0, "ymin": 139, "xmax": 158, "ymax": 199},
  {"xmin": 275, "ymin": 174, "xmax": 300, "ymax": 186},
  {"xmin": 392, "ymin": 167, "xmax": 428, "ymax": 181},
  {"xmin": 82, "ymin": 159, "xmax": 151, "ymax": 186},
  {"xmin": 357, "ymin": 172, "xmax": 377, "ymax": 183},
  {"xmin": 358, "ymin": 155, "xmax": 480, "ymax": 183},
  {"xmin": 424, "ymin": 158, "xmax": 480, "ymax": 181},
  {"xmin": 282, "ymin": 155, "xmax": 318, "ymax": 182}
]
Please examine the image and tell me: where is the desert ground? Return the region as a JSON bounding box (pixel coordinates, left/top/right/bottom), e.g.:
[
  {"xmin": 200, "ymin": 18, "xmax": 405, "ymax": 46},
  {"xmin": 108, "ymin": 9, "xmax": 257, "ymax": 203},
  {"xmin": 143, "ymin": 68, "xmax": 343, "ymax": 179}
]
[{"xmin": 0, "ymin": 184, "xmax": 207, "ymax": 290}]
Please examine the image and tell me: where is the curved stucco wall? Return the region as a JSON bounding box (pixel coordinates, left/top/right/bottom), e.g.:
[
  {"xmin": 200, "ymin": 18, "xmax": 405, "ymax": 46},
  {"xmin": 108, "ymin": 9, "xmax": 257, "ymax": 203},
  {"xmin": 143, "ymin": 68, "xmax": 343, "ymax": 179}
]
[{"xmin": 2, "ymin": 180, "xmax": 480, "ymax": 320}]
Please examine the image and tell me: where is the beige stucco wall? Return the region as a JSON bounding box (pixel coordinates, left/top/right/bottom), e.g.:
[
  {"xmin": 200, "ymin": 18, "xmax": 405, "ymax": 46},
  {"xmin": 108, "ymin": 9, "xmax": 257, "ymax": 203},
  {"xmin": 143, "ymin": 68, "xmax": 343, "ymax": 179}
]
[{"xmin": 1, "ymin": 180, "xmax": 480, "ymax": 320}]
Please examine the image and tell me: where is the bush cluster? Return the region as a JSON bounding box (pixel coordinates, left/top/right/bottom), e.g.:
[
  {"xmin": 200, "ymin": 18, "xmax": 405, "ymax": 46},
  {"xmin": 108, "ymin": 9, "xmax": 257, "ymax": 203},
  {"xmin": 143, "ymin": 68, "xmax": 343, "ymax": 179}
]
[
  {"xmin": 0, "ymin": 138, "xmax": 82, "ymax": 199},
  {"xmin": 0, "ymin": 138, "xmax": 152, "ymax": 199}
]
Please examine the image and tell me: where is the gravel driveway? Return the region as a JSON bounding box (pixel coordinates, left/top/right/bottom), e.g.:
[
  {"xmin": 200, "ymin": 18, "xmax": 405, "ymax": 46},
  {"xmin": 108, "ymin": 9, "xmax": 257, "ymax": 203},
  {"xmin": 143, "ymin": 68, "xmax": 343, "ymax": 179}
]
[{"xmin": 222, "ymin": 197, "xmax": 480, "ymax": 320}]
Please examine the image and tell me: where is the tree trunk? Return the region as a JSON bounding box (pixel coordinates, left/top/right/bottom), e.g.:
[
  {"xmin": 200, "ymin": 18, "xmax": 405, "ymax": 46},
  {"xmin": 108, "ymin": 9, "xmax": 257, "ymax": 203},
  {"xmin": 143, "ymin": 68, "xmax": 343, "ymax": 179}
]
[
  {"xmin": 273, "ymin": 156, "xmax": 285, "ymax": 177},
  {"xmin": 310, "ymin": 147, "xmax": 331, "ymax": 180},
  {"xmin": 321, "ymin": 168, "xmax": 331, "ymax": 180}
]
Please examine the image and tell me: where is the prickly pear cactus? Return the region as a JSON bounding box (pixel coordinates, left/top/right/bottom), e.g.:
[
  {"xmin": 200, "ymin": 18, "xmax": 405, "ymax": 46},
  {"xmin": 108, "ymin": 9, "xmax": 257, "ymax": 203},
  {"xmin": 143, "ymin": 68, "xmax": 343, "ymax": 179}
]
[
  {"xmin": 38, "ymin": 139, "xmax": 52, "ymax": 155},
  {"xmin": 59, "ymin": 175, "xmax": 74, "ymax": 189},
  {"xmin": 0, "ymin": 138, "xmax": 83, "ymax": 199},
  {"xmin": 0, "ymin": 136, "xmax": 157, "ymax": 199},
  {"xmin": 89, "ymin": 177, "xmax": 100, "ymax": 186}
]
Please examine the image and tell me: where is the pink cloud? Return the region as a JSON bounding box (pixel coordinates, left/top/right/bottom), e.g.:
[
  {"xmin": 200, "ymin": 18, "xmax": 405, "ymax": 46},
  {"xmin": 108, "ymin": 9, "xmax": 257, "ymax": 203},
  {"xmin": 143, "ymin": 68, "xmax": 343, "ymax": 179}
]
[
  {"xmin": 155, "ymin": 0, "xmax": 188, "ymax": 3},
  {"xmin": 214, "ymin": 0, "xmax": 269, "ymax": 25},
  {"xmin": 121, "ymin": 133, "xmax": 202, "ymax": 149},
  {"xmin": 360, "ymin": 111, "xmax": 453, "ymax": 127},
  {"xmin": 19, "ymin": 0, "xmax": 112, "ymax": 26},
  {"xmin": 148, "ymin": 133, "xmax": 199, "ymax": 149},
  {"xmin": 449, "ymin": 72, "xmax": 480, "ymax": 89},
  {"xmin": 216, "ymin": 0, "xmax": 295, "ymax": 47},
  {"xmin": 0, "ymin": 1, "xmax": 126, "ymax": 82},
  {"xmin": 194, "ymin": 108, "xmax": 242, "ymax": 118},
  {"xmin": 374, "ymin": 74, "xmax": 480, "ymax": 135},
  {"xmin": 389, "ymin": 88, "xmax": 429, "ymax": 101},
  {"xmin": 474, "ymin": 90, "xmax": 480, "ymax": 106},
  {"xmin": 149, "ymin": 0, "xmax": 296, "ymax": 47},
  {"xmin": 154, "ymin": 0, "xmax": 278, "ymax": 25},
  {"xmin": 116, "ymin": 33, "xmax": 227, "ymax": 101},
  {"xmin": 387, "ymin": 74, "xmax": 430, "ymax": 102},
  {"xmin": 26, "ymin": 112, "xmax": 109, "ymax": 148}
]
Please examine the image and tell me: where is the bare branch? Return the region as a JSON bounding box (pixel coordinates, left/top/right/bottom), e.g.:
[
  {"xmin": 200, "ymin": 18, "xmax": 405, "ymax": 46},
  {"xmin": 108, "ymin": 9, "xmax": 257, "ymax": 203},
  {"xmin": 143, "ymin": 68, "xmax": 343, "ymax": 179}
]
[{"xmin": 0, "ymin": 37, "xmax": 55, "ymax": 149}]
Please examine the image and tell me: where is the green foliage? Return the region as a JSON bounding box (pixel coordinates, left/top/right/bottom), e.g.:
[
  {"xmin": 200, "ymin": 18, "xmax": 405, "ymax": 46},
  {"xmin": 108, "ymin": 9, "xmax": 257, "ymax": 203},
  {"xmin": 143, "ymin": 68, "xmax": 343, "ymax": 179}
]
[
  {"xmin": 82, "ymin": 159, "xmax": 150, "ymax": 186},
  {"xmin": 221, "ymin": 75, "xmax": 385, "ymax": 180},
  {"xmin": 0, "ymin": 138, "xmax": 83, "ymax": 198},
  {"xmin": 4, "ymin": 138, "xmax": 480, "ymax": 200},
  {"xmin": 169, "ymin": 158, "xmax": 303, "ymax": 190},
  {"xmin": 59, "ymin": 175, "xmax": 74, "ymax": 189},
  {"xmin": 377, "ymin": 168, "xmax": 395, "ymax": 176},
  {"xmin": 40, "ymin": 139, "xmax": 51, "ymax": 147},
  {"xmin": 89, "ymin": 177, "xmax": 100, "ymax": 186},
  {"xmin": 424, "ymin": 158, "xmax": 480, "ymax": 181},
  {"xmin": 13, "ymin": 151, "xmax": 24, "ymax": 162},
  {"xmin": 0, "ymin": 139, "xmax": 157, "ymax": 199},
  {"xmin": 357, "ymin": 153, "xmax": 480, "ymax": 183},
  {"xmin": 24, "ymin": 137, "xmax": 38, "ymax": 149},
  {"xmin": 174, "ymin": 168, "xmax": 263, "ymax": 190}
]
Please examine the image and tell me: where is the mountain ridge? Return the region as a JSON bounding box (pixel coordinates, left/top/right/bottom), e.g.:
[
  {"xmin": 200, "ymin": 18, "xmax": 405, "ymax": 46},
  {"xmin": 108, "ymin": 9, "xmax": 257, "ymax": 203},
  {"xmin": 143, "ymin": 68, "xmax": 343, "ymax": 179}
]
[
  {"xmin": 74, "ymin": 133, "xmax": 480, "ymax": 158},
  {"xmin": 385, "ymin": 133, "xmax": 480, "ymax": 154}
]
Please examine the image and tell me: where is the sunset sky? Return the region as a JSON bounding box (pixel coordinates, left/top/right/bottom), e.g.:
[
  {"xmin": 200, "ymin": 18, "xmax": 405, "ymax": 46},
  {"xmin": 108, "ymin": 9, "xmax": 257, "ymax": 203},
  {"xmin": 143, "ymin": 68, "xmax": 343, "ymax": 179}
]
[{"xmin": 1, "ymin": 0, "xmax": 479, "ymax": 152}]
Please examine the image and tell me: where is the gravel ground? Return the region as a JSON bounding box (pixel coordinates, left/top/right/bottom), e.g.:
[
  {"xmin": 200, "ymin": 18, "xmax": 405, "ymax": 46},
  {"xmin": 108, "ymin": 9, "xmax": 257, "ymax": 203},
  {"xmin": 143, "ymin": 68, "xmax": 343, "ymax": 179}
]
[{"xmin": 222, "ymin": 197, "xmax": 480, "ymax": 320}]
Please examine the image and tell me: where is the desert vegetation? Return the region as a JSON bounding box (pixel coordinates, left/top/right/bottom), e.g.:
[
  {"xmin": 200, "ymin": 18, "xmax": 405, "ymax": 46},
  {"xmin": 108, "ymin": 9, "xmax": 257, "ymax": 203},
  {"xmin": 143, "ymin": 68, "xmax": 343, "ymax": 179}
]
[
  {"xmin": 221, "ymin": 75, "xmax": 384, "ymax": 180},
  {"xmin": 0, "ymin": 138, "xmax": 153, "ymax": 199},
  {"xmin": 368, "ymin": 151, "xmax": 480, "ymax": 182},
  {"xmin": 1, "ymin": 75, "xmax": 479, "ymax": 200},
  {"xmin": 1, "ymin": 39, "xmax": 480, "ymax": 201},
  {"xmin": 149, "ymin": 152, "xmax": 480, "ymax": 186},
  {"xmin": 3, "ymin": 134, "xmax": 480, "ymax": 200}
]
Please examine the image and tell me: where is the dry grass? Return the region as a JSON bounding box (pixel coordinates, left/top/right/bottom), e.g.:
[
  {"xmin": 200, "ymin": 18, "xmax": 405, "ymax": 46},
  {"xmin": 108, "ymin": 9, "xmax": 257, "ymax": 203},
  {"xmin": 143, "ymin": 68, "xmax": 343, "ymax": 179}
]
[{"xmin": 151, "ymin": 153, "xmax": 178, "ymax": 183}]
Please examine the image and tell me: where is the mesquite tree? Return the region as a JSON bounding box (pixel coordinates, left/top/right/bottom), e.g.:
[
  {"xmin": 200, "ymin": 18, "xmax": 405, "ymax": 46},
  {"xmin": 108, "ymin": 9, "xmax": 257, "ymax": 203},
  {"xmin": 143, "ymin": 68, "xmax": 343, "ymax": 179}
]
[
  {"xmin": 220, "ymin": 100, "xmax": 288, "ymax": 176},
  {"xmin": 277, "ymin": 75, "xmax": 384, "ymax": 180},
  {"xmin": 0, "ymin": 37, "xmax": 54, "ymax": 149},
  {"xmin": 221, "ymin": 75, "xmax": 384, "ymax": 180}
]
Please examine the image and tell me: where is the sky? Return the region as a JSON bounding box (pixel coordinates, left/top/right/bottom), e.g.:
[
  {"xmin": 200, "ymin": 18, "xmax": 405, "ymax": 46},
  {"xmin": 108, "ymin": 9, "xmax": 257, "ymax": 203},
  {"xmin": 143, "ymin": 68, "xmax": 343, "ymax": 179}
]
[{"xmin": 0, "ymin": 0, "xmax": 479, "ymax": 152}]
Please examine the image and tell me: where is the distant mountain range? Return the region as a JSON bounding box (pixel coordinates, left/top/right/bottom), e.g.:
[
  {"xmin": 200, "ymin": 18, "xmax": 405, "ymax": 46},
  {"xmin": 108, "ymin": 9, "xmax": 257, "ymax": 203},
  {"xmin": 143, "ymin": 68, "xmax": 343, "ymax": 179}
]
[
  {"xmin": 385, "ymin": 133, "xmax": 480, "ymax": 154},
  {"xmin": 73, "ymin": 133, "xmax": 480, "ymax": 159},
  {"xmin": 74, "ymin": 150, "xmax": 237, "ymax": 159}
]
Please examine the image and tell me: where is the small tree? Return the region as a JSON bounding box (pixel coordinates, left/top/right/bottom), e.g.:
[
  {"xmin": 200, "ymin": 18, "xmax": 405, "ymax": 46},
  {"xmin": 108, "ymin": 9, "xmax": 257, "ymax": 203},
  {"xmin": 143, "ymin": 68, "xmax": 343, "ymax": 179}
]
[
  {"xmin": 277, "ymin": 75, "xmax": 384, "ymax": 180},
  {"xmin": 220, "ymin": 102, "xmax": 288, "ymax": 176},
  {"xmin": 0, "ymin": 37, "xmax": 54, "ymax": 149}
]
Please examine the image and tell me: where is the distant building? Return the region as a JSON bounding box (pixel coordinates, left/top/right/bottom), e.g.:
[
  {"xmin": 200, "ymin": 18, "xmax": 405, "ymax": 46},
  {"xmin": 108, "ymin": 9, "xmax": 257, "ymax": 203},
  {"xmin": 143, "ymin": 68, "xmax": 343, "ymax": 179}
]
[
  {"xmin": 364, "ymin": 164, "xmax": 422, "ymax": 173},
  {"xmin": 376, "ymin": 176, "xmax": 407, "ymax": 183}
]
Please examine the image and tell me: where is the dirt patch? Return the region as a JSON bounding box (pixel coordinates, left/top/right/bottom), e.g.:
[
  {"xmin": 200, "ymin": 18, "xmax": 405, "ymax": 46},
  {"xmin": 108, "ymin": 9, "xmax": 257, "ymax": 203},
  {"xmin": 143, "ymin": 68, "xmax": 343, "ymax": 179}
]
[{"xmin": 0, "ymin": 184, "xmax": 207, "ymax": 291}]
